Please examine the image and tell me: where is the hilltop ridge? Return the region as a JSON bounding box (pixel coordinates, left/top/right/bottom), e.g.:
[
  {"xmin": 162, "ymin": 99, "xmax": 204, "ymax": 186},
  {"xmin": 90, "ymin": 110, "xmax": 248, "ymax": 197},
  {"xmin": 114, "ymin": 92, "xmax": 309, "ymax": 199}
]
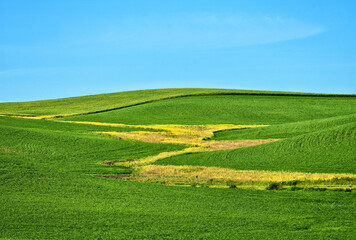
[{"xmin": 1, "ymin": 88, "xmax": 354, "ymax": 117}]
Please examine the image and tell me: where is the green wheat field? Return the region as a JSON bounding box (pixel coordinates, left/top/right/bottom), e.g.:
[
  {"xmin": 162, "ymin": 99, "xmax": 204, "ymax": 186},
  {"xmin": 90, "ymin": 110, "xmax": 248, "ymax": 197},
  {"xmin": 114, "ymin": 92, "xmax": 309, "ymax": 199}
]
[{"xmin": 1, "ymin": 88, "xmax": 355, "ymax": 239}]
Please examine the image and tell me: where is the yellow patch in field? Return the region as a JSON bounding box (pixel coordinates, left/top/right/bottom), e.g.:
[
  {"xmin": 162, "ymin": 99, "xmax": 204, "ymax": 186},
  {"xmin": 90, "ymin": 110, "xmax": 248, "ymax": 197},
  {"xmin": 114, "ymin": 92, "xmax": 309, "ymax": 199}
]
[
  {"xmin": 97, "ymin": 123, "xmax": 277, "ymax": 166},
  {"xmin": 0, "ymin": 114, "xmax": 57, "ymax": 120},
  {"xmin": 104, "ymin": 165, "xmax": 356, "ymax": 190},
  {"xmin": 133, "ymin": 124, "xmax": 266, "ymax": 139},
  {"xmin": 119, "ymin": 147, "xmax": 205, "ymax": 167},
  {"xmin": 64, "ymin": 121, "xmax": 266, "ymax": 139},
  {"xmin": 97, "ymin": 123, "xmax": 273, "ymax": 147},
  {"xmin": 0, "ymin": 114, "xmax": 85, "ymax": 120},
  {"xmin": 139, "ymin": 165, "xmax": 356, "ymax": 182},
  {"xmin": 59, "ymin": 120, "xmax": 275, "ymax": 166},
  {"xmin": 4, "ymin": 117, "xmax": 354, "ymax": 190},
  {"xmin": 61, "ymin": 120, "xmax": 128, "ymax": 127}
]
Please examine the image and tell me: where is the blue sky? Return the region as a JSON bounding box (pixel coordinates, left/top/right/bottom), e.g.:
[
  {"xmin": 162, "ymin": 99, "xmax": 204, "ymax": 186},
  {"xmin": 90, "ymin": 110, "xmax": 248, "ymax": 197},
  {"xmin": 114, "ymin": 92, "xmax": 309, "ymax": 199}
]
[{"xmin": 1, "ymin": 0, "xmax": 355, "ymax": 102}]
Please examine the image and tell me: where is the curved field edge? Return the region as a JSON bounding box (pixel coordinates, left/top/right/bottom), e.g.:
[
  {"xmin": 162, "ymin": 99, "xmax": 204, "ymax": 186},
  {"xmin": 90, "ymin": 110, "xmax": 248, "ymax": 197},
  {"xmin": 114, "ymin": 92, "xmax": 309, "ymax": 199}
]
[
  {"xmin": 56, "ymin": 120, "xmax": 355, "ymax": 191},
  {"xmin": 212, "ymin": 113, "xmax": 356, "ymax": 140},
  {"xmin": 155, "ymin": 123, "xmax": 356, "ymax": 174},
  {"xmin": 52, "ymin": 120, "xmax": 276, "ymax": 167},
  {"xmin": 1, "ymin": 92, "xmax": 356, "ymax": 238},
  {"xmin": 1, "ymin": 88, "xmax": 355, "ymax": 117},
  {"xmin": 106, "ymin": 165, "xmax": 356, "ymax": 191},
  {"xmin": 0, "ymin": 117, "xmax": 186, "ymax": 175},
  {"xmin": 60, "ymin": 95, "xmax": 356, "ymax": 125},
  {"xmin": 2, "ymin": 116, "xmax": 354, "ymax": 190},
  {"xmin": 2, "ymin": 149, "xmax": 355, "ymax": 239},
  {"xmin": 0, "ymin": 116, "xmax": 165, "ymax": 134}
]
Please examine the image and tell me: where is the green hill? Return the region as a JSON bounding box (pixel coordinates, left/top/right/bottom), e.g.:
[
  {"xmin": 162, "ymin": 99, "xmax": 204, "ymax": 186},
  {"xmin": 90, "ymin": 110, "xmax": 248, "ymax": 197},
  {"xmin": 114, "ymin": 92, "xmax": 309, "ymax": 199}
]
[
  {"xmin": 0, "ymin": 88, "xmax": 354, "ymax": 116},
  {"xmin": 1, "ymin": 88, "xmax": 355, "ymax": 239},
  {"xmin": 156, "ymin": 122, "xmax": 356, "ymax": 173},
  {"xmin": 63, "ymin": 94, "xmax": 356, "ymax": 125}
]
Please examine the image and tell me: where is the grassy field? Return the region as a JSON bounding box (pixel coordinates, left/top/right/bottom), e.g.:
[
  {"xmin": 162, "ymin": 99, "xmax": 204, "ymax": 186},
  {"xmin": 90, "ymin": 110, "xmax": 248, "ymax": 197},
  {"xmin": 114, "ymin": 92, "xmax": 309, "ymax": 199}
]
[
  {"xmin": 1, "ymin": 88, "xmax": 355, "ymax": 239},
  {"xmin": 0, "ymin": 88, "xmax": 353, "ymax": 117},
  {"xmin": 213, "ymin": 113, "xmax": 356, "ymax": 140},
  {"xmin": 156, "ymin": 122, "xmax": 356, "ymax": 173},
  {"xmin": 63, "ymin": 94, "xmax": 356, "ymax": 125}
]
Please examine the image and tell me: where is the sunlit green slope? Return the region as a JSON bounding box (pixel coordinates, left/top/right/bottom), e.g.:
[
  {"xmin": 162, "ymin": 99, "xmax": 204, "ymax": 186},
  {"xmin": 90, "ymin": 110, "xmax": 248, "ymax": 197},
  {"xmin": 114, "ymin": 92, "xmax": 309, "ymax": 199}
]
[
  {"xmin": 64, "ymin": 94, "xmax": 356, "ymax": 125},
  {"xmin": 0, "ymin": 88, "xmax": 353, "ymax": 116},
  {"xmin": 156, "ymin": 122, "xmax": 356, "ymax": 173},
  {"xmin": 1, "ymin": 116, "xmax": 355, "ymax": 239},
  {"xmin": 213, "ymin": 113, "xmax": 356, "ymax": 140},
  {"xmin": 1, "ymin": 89, "xmax": 355, "ymax": 239}
]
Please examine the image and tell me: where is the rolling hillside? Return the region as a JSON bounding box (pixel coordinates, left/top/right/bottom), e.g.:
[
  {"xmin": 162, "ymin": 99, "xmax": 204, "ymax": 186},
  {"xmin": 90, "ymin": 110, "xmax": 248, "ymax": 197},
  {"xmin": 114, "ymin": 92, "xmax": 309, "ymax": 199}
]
[
  {"xmin": 0, "ymin": 88, "xmax": 354, "ymax": 117},
  {"xmin": 1, "ymin": 88, "xmax": 355, "ymax": 239},
  {"xmin": 156, "ymin": 122, "xmax": 356, "ymax": 173},
  {"xmin": 63, "ymin": 94, "xmax": 356, "ymax": 125}
]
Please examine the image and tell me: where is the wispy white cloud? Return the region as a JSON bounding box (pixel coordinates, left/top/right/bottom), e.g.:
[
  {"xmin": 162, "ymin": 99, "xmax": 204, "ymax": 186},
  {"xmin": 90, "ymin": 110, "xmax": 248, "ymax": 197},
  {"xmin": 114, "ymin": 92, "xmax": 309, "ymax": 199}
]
[
  {"xmin": 68, "ymin": 13, "xmax": 325, "ymax": 50},
  {"xmin": 0, "ymin": 12, "xmax": 325, "ymax": 55}
]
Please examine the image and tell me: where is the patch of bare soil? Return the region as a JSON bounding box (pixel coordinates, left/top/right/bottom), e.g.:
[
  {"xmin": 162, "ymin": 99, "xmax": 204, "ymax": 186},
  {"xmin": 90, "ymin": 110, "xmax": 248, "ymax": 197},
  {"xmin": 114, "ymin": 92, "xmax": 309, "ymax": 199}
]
[
  {"xmin": 101, "ymin": 159, "xmax": 135, "ymax": 165},
  {"xmin": 0, "ymin": 148, "xmax": 14, "ymax": 153},
  {"xmin": 203, "ymin": 139, "xmax": 278, "ymax": 150},
  {"xmin": 97, "ymin": 124, "xmax": 279, "ymax": 167},
  {"xmin": 0, "ymin": 148, "xmax": 26, "ymax": 155}
]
